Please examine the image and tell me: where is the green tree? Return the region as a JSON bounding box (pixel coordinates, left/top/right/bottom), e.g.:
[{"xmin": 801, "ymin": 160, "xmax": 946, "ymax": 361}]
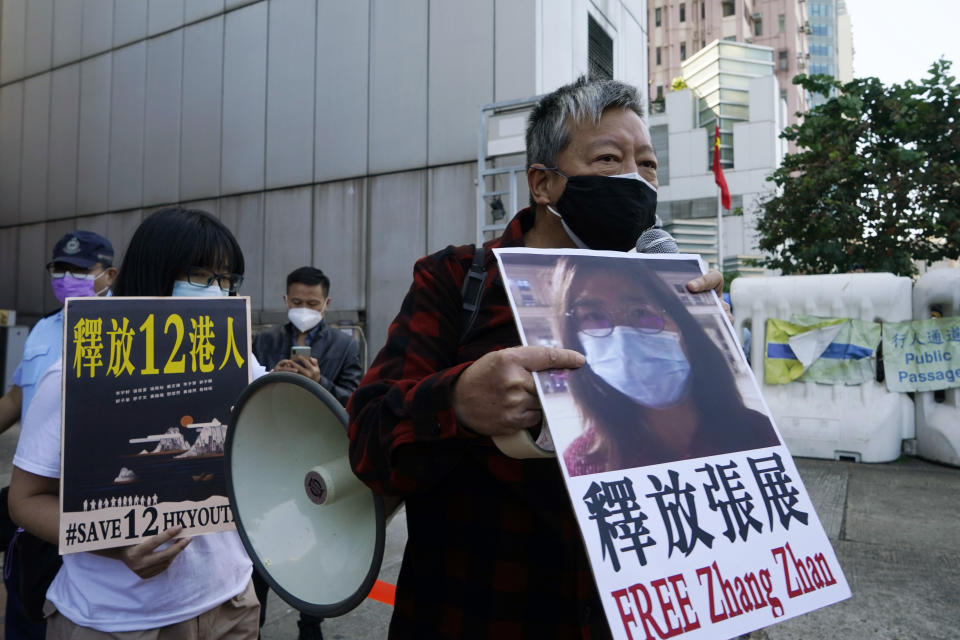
[{"xmin": 755, "ymin": 60, "xmax": 960, "ymax": 276}]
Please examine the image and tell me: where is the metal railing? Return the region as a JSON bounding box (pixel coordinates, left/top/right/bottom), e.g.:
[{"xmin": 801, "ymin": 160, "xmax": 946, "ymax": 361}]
[{"xmin": 475, "ymin": 96, "xmax": 542, "ymax": 245}]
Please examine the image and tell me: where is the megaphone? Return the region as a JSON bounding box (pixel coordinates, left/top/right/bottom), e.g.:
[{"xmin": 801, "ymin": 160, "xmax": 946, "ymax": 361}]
[{"xmin": 225, "ymin": 372, "xmax": 386, "ymax": 617}]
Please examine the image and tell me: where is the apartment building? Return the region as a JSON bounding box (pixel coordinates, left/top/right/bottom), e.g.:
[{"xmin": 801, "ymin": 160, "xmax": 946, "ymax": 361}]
[{"xmin": 648, "ymin": 0, "xmax": 808, "ymax": 123}]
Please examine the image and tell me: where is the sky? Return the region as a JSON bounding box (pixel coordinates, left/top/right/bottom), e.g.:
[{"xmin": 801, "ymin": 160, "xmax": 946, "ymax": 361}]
[{"xmin": 843, "ymin": 0, "xmax": 960, "ymax": 85}]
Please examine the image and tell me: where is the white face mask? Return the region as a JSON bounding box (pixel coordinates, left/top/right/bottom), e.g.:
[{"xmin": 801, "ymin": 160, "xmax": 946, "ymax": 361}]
[
  {"xmin": 546, "ymin": 204, "xmax": 590, "ymax": 249},
  {"xmin": 288, "ymin": 307, "xmax": 324, "ymax": 333},
  {"xmin": 610, "ymin": 172, "xmax": 658, "ymax": 192},
  {"xmin": 579, "ymin": 327, "xmax": 691, "ymax": 409},
  {"xmin": 171, "ymin": 280, "xmax": 228, "ymax": 298}
]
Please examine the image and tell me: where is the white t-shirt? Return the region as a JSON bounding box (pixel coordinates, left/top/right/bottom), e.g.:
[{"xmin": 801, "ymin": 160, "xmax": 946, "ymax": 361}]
[{"xmin": 13, "ymin": 356, "xmax": 268, "ymax": 632}]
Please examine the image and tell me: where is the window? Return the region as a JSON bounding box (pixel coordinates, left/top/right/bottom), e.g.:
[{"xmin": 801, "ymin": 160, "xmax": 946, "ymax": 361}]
[
  {"xmin": 778, "ymin": 50, "xmax": 788, "ymax": 71},
  {"xmin": 701, "ymin": 2, "xmax": 705, "ymax": 18},
  {"xmin": 780, "ymin": 89, "xmax": 788, "ymax": 102},
  {"xmin": 680, "ymin": 42, "xmax": 687, "ymax": 60},
  {"xmin": 656, "ymin": 86, "xmax": 664, "ymax": 100},
  {"xmin": 668, "ymin": 195, "xmax": 744, "ymax": 220},
  {"xmin": 588, "ymin": 16, "xmax": 614, "ymax": 81},
  {"xmin": 656, "ymin": 46, "xmax": 662, "ymax": 65},
  {"xmin": 650, "ymin": 124, "xmax": 669, "ymax": 185},
  {"xmin": 754, "ymin": 17, "xmax": 762, "ymax": 36},
  {"xmin": 722, "ymin": 0, "xmax": 735, "ymax": 17},
  {"xmin": 655, "ymin": 7, "xmax": 662, "ymax": 26},
  {"xmin": 810, "ymin": 3, "xmax": 832, "ymax": 17},
  {"xmin": 778, "ymin": 14, "xmax": 785, "ymax": 33},
  {"xmin": 811, "ymin": 24, "xmax": 831, "ymax": 36},
  {"xmin": 680, "ymin": 3, "xmax": 686, "ymax": 22}
]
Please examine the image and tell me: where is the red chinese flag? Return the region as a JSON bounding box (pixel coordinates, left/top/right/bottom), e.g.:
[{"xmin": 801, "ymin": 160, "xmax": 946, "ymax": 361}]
[{"xmin": 713, "ymin": 125, "xmax": 731, "ymax": 210}]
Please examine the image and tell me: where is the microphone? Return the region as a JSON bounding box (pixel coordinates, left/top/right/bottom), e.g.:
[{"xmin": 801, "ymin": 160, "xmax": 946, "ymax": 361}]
[{"xmin": 636, "ymin": 227, "xmax": 679, "ymax": 254}]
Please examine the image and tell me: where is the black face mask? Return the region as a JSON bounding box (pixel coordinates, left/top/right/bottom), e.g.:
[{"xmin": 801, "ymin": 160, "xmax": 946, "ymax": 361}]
[{"xmin": 548, "ymin": 173, "xmax": 658, "ymax": 251}]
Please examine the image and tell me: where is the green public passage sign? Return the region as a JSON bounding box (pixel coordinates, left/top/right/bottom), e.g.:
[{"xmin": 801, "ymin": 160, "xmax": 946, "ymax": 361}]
[{"xmin": 882, "ymin": 317, "xmax": 960, "ymax": 393}]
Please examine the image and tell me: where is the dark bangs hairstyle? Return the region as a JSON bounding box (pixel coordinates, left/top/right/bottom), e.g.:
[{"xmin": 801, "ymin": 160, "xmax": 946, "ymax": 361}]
[
  {"xmin": 112, "ymin": 207, "xmax": 245, "ymax": 297},
  {"xmin": 286, "ymin": 266, "xmax": 330, "ymax": 297},
  {"xmin": 553, "ymin": 255, "xmax": 747, "ymax": 458}
]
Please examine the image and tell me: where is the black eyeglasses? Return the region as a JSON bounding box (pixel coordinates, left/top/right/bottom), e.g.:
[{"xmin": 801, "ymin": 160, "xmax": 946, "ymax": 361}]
[
  {"xmin": 566, "ymin": 302, "xmax": 666, "ymax": 337},
  {"xmin": 186, "ymin": 267, "xmax": 244, "ymax": 293}
]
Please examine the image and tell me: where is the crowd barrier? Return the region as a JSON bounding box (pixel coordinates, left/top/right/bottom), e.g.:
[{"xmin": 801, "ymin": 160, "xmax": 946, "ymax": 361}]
[
  {"xmin": 912, "ymin": 268, "xmax": 960, "ymax": 466},
  {"xmin": 731, "ymin": 273, "xmax": 914, "ymax": 463}
]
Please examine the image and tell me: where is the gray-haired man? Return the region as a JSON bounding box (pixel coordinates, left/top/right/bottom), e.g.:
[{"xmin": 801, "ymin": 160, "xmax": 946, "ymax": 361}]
[{"xmin": 347, "ymin": 77, "xmax": 726, "ymax": 639}]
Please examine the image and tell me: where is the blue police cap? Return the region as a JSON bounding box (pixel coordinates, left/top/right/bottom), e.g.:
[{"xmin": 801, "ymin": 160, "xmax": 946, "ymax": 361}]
[{"xmin": 48, "ymin": 230, "xmax": 114, "ymax": 269}]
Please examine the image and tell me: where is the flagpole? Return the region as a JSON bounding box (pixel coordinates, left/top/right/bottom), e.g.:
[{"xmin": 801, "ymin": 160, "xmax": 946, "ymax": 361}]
[{"xmin": 716, "ymin": 190, "xmax": 723, "ymax": 272}]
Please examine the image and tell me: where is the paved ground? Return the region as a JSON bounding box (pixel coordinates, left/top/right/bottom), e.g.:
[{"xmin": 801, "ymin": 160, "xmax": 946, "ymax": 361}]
[
  {"xmin": 1, "ymin": 420, "xmax": 958, "ymax": 639},
  {"xmin": 259, "ymin": 455, "xmax": 960, "ymax": 640},
  {"xmin": 757, "ymin": 456, "xmax": 960, "ymax": 640}
]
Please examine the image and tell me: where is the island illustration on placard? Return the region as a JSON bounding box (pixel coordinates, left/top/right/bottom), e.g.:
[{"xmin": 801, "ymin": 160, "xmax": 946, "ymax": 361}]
[
  {"xmin": 114, "ymin": 415, "xmax": 228, "ymax": 486},
  {"xmin": 77, "ymin": 414, "xmax": 230, "ymax": 513}
]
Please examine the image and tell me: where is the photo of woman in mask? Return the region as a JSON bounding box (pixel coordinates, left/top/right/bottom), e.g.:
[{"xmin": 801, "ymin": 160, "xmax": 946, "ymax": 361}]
[{"xmin": 553, "ymin": 254, "xmax": 779, "ymax": 476}]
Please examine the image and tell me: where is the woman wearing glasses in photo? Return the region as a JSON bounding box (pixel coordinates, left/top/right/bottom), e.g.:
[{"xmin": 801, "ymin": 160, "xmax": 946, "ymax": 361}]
[
  {"xmin": 9, "ymin": 208, "xmax": 264, "ymax": 639},
  {"xmin": 553, "ymin": 255, "xmax": 779, "ymax": 477}
]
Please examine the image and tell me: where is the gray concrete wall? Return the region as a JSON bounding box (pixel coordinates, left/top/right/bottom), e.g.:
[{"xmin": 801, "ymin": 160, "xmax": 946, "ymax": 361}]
[{"xmin": 0, "ymin": 0, "xmax": 647, "ymax": 362}]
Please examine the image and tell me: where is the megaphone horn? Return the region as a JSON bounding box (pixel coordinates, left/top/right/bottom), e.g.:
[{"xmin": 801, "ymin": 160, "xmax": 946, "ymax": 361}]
[{"xmin": 225, "ymin": 372, "xmax": 386, "ymax": 618}]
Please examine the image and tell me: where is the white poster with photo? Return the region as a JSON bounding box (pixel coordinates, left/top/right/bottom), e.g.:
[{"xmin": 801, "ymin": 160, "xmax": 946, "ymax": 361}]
[{"xmin": 494, "ymin": 248, "xmax": 850, "ymax": 640}]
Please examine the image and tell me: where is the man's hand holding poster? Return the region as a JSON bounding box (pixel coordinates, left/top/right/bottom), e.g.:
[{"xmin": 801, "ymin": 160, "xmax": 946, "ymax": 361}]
[
  {"xmin": 494, "ymin": 249, "xmax": 850, "ymax": 640},
  {"xmin": 60, "ymin": 297, "xmax": 251, "ymax": 554}
]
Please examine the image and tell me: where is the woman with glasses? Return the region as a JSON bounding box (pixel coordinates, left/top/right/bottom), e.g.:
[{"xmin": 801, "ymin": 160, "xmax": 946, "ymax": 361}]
[
  {"xmin": 553, "ymin": 255, "xmax": 778, "ymax": 476},
  {"xmin": 112, "ymin": 208, "xmax": 245, "ymax": 298},
  {"xmin": 9, "ymin": 208, "xmax": 261, "ymax": 639}
]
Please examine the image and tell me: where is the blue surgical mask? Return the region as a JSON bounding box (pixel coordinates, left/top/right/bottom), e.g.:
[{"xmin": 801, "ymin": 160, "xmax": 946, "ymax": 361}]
[
  {"xmin": 171, "ymin": 280, "xmax": 228, "ymax": 298},
  {"xmin": 579, "ymin": 327, "xmax": 691, "ymax": 409}
]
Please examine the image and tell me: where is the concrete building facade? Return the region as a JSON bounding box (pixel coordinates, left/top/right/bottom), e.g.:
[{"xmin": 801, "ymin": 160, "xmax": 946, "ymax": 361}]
[
  {"xmin": 647, "ymin": 0, "xmax": 808, "ymax": 124},
  {"xmin": 649, "ymin": 46, "xmax": 786, "ymax": 273},
  {"xmin": 803, "ymin": 0, "xmax": 853, "ymax": 105},
  {"xmin": 679, "ymin": 39, "xmax": 778, "ymax": 169},
  {"xmin": 750, "ymin": 0, "xmax": 810, "ymax": 115},
  {"xmin": 0, "ymin": 0, "xmax": 650, "ymax": 362},
  {"xmin": 836, "ymin": 0, "xmax": 853, "ymax": 83}
]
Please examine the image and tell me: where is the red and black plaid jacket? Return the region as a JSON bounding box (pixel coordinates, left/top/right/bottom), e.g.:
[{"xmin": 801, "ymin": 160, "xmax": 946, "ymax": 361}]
[{"xmin": 347, "ymin": 208, "xmax": 611, "ymax": 639}]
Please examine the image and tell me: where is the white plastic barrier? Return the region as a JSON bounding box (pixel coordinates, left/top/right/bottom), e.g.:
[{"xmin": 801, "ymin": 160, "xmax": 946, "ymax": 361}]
[
  {"xmin": 912, "ymin": 268, "xmax": 960, "ymax": 467},
  {"xmin": 732, "ymin": 273, "xmax": 914, "ymax": 463}
]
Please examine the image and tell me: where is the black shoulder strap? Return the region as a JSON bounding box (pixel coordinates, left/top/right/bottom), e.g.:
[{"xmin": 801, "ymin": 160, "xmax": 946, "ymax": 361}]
[{"xmin": 459, "ymin": 246, "xmax": 487, "ymax": 343}]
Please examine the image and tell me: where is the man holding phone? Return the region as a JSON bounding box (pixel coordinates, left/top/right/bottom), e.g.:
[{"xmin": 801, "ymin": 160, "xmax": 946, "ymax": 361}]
[
  {"xmin": 254, "ymin": 266, "xmax": 362, "ymax": 407},
  {"xmin": 251, "ymin": 266, "xmax": 363, "ymax": 638}
]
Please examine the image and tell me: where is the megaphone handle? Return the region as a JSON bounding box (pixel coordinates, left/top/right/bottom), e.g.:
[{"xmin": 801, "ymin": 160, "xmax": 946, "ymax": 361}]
[{"xmin": 492, "ymin": 430, "xmax": 556, "ymax": 459}]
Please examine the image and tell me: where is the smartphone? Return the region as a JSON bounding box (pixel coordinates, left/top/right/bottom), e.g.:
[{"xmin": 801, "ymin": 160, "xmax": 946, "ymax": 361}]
[{"xmin": 290, "ymin": 345, "xmax": 311, "ymax": 359}]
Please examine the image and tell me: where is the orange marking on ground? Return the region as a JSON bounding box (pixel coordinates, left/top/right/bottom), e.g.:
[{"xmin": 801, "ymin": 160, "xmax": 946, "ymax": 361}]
[{"xmin": 367, "ymin": 580, "xmax": 396, "ymax": 606}]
